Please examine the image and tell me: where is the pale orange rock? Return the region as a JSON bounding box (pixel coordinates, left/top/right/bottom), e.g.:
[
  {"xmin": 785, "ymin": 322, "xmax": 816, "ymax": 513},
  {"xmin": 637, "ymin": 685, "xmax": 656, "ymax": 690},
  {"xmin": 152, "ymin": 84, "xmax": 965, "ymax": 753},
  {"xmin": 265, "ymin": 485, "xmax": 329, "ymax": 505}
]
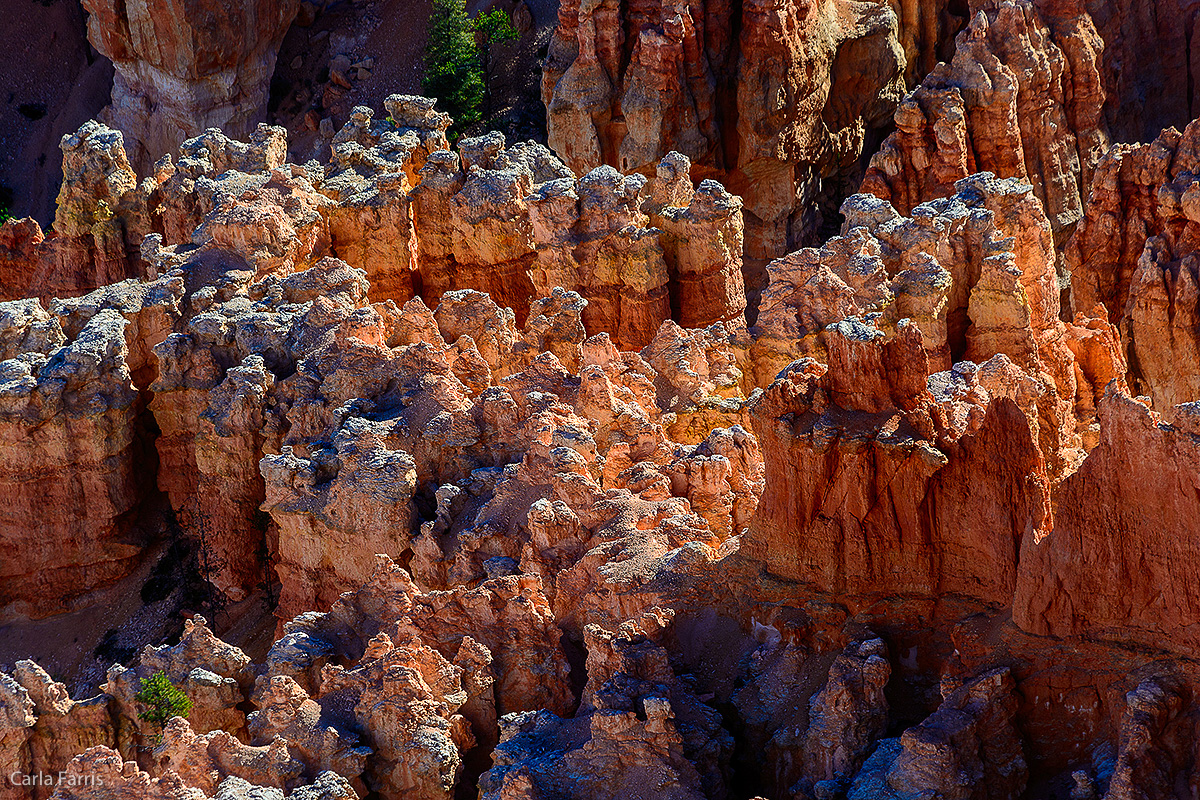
[
  {"xmin": 0, "ymin": 304, "xmax": 148, "ymax": 621},
  {"xmin": 317, "ymin": 630, "xmax": 472, "ymax": 800},
  {"xmin": 0, "ymin": 123, "xmax": 151, "ymax": 304},
  {"xmin": 246, "ymin": 676, "xmax": 369, "ymax": 791},
  {"xmin": 80, "ymin": 0, "xmax": 300, "ymax": 171},
  {"xmin": 47, "ymin": 744, "xmax": 358, "ymax": 800},
  {"xmin": 151, "ymin": 717, "xmax": 303, "ymax": 795},
  {"xmin": 542, "ymin": 0, "xmax": 907, "ymax": 288},
  {"xmin": 11, "ymin": 662, "xmax": 113, "ymax": 800},
  {"xmin": 260, "ymin": 417, "xmax": 418, "ymax": 622},
  {"xmin": 753, "ymin": 177, "xmax": 1127, "ymax": 479},
  {"xmin": 0, "ymin": 673, "xmax": 35, "ymax": 800},
  {"xmin": 1066, "ymin": 118, "xmax": 1200, "ymax": 409},
  {"xmin": 105, "ymin": 617, "xmax": 253, "ymax": 754}
]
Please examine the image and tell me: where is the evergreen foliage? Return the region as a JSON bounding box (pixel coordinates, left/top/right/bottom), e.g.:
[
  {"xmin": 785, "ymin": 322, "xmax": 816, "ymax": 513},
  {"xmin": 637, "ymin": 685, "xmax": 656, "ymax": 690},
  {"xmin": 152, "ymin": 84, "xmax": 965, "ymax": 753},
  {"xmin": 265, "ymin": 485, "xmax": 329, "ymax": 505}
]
[
  {"xmin": 135, "ymin": 670, "xmax": 192, "ymax": 731},
  {"xmin": 422, "ymin": 0, "xmax": 518, "ymax": 137}
]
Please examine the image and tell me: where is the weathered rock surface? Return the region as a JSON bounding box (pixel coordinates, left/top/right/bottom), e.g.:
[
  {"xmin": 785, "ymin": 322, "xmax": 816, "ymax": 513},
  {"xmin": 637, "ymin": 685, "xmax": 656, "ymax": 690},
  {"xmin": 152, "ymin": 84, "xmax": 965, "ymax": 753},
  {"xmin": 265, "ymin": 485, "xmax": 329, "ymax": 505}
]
[
  {"xmin": 16, "ymin": 68, "xmax": 1200, "ymax": 800},
  {"xmin": 0, "ymin": 123, "xmax": 151, "ymax": 303},
  {"xmin": 745, "ymin": 176, "xmax": 1126, "ymax": 601},
  {"xmin": 1066, "ymin": 118, "xmax": 1200, "ymax": 409},
  {"xmin": 847, "ymin": 668, "xmax": 1027, "ymax": 800},
  {"xmin": 0, "ymin": 301, "xmax": 148, "ymax": 620},
  {"xmin": 863, "ymin": 0, "xmax": 1108, "ymax": 244},
  {"xmin": 105, "ymin": 617, "xmax": 253, "ymax": 753},
  {"xmin": 479, "ymin": 607, "xmax": 732, "ymax": 800},
  {"xmin": 12, "ymin": 661, "xmax": 113, "ymax": 800},
  {"xmin": 47, "ymin": 744, "xmax": 358, "ymax": 800},
  {"xmin": 541, "ymin": 0, "xmax": 909, "ymax": 293},
  {"xmin": 1015, "ymin": 387, "xmax": 1200, "ymax": 654},
  {"xmin": 731, "ymin": 637, "xmax": 891, "ymax": 798},
  {"xmin": 80, "ymin": 0, "xmax": 300, "ymax": 171}
]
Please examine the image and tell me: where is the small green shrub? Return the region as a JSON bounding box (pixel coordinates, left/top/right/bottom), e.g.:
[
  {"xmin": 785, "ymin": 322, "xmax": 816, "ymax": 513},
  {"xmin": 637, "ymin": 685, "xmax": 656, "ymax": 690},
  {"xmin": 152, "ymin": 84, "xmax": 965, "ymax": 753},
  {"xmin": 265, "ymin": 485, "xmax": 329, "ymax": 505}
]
[{"xmin": 135, "ymin": 671, "xmax": 192, "ymax": 734}]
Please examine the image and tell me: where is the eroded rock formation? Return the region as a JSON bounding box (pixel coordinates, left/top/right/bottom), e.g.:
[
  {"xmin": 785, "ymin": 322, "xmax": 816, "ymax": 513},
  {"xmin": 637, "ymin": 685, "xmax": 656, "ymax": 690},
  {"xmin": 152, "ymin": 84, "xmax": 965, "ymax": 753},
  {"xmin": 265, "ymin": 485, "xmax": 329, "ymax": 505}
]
[
  {"xmin": 12, "ymin": 44, "xmax": 1200, "ymax": 799},
  {"xmin": 1067, "ymin": 118, "xmax": 1200, "ymax": 409},
  {"xmin": 863, "ymin": 0, "xmax": 1108, "ymax": 245},
  {"xmin": 80, "ymin": 0, "xmax": 300, "ymax": 171},
  {"xmin": 0, "ymin": 123, "xmax": 151, "ymax": 303},
  {"xmin": 0, "ymin": 300, "xmax": 150, "ymax": 620},
  {"xmin": 541, "ymin": 0, "xmax": 909, "ymax": 305}
]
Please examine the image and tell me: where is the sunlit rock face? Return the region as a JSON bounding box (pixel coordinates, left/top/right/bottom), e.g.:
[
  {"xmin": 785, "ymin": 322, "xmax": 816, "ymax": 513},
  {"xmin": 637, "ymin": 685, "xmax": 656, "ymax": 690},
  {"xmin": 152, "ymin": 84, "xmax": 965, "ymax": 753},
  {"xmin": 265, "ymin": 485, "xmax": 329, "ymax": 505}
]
[
  {"xmin": 541, "ymin": 0, "xmax": 910, "ymax": 311},
  {"xmin": 80, "ymin": 0, "xmax": 300, "ymax": 171}
]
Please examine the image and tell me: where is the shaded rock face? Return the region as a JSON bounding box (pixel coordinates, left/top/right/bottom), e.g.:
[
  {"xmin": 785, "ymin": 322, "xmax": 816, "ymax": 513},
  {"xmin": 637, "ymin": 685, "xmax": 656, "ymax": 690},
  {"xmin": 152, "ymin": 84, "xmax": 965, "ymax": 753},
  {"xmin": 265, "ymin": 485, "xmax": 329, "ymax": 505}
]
[
  {"xmin": 1071, "ymin": 0, "xmax": 1200, "ymax": 147},
  {"xmin": 479, "ymin": 607, "xmax": 732, "ymax": 800},
  {"xmin": 731, "ymin": 637, "xmax": 891, "ymax": 798},
  {"xmin": 847, "ymin": 668, "xmax": 1027, "ymax": 800},
  {"xmin": 0, "ymin": 301, "xmax": 151, "ymax": 620},
  {"xmin": 80, "ymin": 0, "xmax": 301, "ymax": 172},
  {"xmin": 1067, "ymin": 118, "xmax": 1200, "ymax": 409},
  {"xmin": 1014, "ymin": 388, "xmax": 1200, "ymax": 654},
  {"xmin": 0, "ymin": 123, "xmax": 152, "ymax": 304},
  {"xmin": 541, "ymin": 0, "xmax": 909, "ymax": 305},
  {"xmin": 861, "ymin": 0, "xmax": 1200, "ymax": 245}
]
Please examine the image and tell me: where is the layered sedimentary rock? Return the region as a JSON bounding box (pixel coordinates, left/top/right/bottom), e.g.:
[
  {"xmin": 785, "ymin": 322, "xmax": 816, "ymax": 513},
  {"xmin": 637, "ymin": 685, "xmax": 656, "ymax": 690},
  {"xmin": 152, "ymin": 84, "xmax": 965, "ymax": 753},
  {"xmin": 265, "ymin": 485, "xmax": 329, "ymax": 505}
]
[
  {"xmin": 411, "ymin": 132, "xmax": 746, "ymax": 341},
  {"xmin": 1015, "ymin": 387, "xmax": 1200, "ymax": 653},
  {"xmin": 105, "ymin": 616, "xmax": 254, "ymax": 752},
  {"xmin": 18, "ymin": 67, "xmax": 1200, "ymax": 800},
  {"xmin": 149, "ymin": 256, "xmax": 365, "ymax": 603},
  {"xmin": 745, "ymin": 175, "xmax": 1125, "ymax": 598},
  {"xmin": 79, "ymin": 0, "xmax": 300, "ymax": 171},
  {"xmin": 863, "ymin": 0, "xmax": 1200, "ymax": 246},
  {"xmin": 863, "ymin": 0, "xmax": 1108, "ymax": 243},
  {"xmin": 847, "ymin": 668, "xmax": 1027, "ymax": 800},
  {"xmin": 48, "ymin": 744, "xmax": 358, "ymax": 800},
  {"xmin": 0, "ymin": 301, "xmax": 148, "ymax": 620},
  {"xmin": 542, "ymin": 0, "xmax": 908, "ymax": 294},
  {"xmin": 0, "ymin": 674, "xmax": 34, "ymax": 800},
  {"xmin": 1067, "ymin": 118, "xmax": 1200, "ymax": 409},
  {"xmin": 318, "ymin": 97, "xmax": 450, "ymax": 302},
  {"xmin": 1064, "ymin": 0, "xmax": 1200, "ymax": 145},
  {"xmin": 0, "ymin": 123, "xmax": 151, "ymax": 303},
  {"xmin": 7, "ymin": 662, "xmax": 112, "ymax": 800},
  {"xmin": 274, "ymin": 555, "xmax": 572, "ymax": 720},
  {"xmin": 480, "ymin": 608, "xmax": 731, "ymax": 800},
  {"xmin": 732, "ymin": 637, "xmax": 891, "ymax": 798}
]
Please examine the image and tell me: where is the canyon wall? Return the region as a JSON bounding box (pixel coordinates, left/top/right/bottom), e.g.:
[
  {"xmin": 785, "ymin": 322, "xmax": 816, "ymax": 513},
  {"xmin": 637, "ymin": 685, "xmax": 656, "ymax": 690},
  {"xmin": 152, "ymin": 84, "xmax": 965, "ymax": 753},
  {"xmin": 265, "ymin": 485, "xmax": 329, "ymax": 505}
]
[
  {"xmin": 79, "ymin": 0, "xmax": 300, "ymax": 172},
  {"xmin": 541, "ymin": 0, "xmax": 911, "ymax": 311}
]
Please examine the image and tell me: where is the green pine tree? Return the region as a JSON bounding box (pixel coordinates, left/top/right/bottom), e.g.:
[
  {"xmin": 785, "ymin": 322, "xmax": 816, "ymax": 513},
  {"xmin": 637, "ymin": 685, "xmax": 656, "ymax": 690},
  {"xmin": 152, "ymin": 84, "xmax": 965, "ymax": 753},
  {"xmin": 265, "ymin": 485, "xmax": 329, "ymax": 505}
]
[
  {"xmin": 422, "ymin": 0, "xmax": 519, "ymax": 137},
  {"xmin": 423, "ymin": 0, "xmax": 486, "ymax": 136},
  {"xmin": 473, "ymin": 9, "xmax": 519, "ymax": 119},
  {"xmin": 135, "ymin": 671, "xmax": 192, "ymax": 739}
]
